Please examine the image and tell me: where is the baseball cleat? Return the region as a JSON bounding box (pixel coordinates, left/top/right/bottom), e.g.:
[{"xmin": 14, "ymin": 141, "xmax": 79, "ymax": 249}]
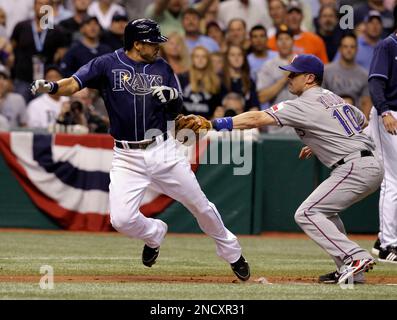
[
  {"xmin": 378, "ymin": 246, "xmax": 397, "ymax": 264},
  {"xmin": 338, "ymin": 258, "xmax": 375, "ymax": 284},
  {"xmin": 142, "ymin": 245, "xmax": 160, "ymax": 267},
  {"xmin": 318, "ymin": 270, "xmax": 365, "ymax": 284},
  {"xmin": 371, "ymin": 238, "xmax": 381, "ymax": 257},
  {"xmin": 230, "ymin": 255, "xmax": 250, "ymax": 281}
]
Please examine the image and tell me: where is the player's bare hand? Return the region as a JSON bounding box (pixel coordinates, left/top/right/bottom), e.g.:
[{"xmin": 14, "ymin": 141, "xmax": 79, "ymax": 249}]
[
  {"xmin": 299, "ymin": 146, "xmax": 313, "ymax": 160},
  {"xmin": 30, "ymin": 80, "xmax": 52, "ymax": 95},
  {"xmin": 382, "ymin": 113, "xmax": 397, "ymax": 135},
  {"xmin": 152, "ymin": 85, "xmax": 179, "ymax": 103}
]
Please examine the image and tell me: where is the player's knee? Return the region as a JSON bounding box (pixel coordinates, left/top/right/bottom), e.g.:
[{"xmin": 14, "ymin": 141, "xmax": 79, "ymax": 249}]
[
  {"xmin": 110, "ymin": 214, "xmax": 137, "ymax": 232},
  {"xmin": 294, "ymin": 209, "xmax": 306, "ymax": 225}
]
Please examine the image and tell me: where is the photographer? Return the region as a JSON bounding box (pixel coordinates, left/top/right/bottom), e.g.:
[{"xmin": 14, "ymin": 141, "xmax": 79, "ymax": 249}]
[
  {"xmin": 55, "ymin": 100, "xmax": 88, "ymax": 133},
  {"xmin": 212, "ymin": 92, "xmax": 245, "ymax": 118}
]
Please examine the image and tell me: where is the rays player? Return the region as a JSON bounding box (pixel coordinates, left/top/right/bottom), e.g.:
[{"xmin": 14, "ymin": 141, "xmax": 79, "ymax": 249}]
[
  {"xmin": 368, "ymin": 29, "xmax": 397, "ymax": 264},
  {"xmin": 30, "ymin": 18, "xmax": 250, "ymax": 281}
]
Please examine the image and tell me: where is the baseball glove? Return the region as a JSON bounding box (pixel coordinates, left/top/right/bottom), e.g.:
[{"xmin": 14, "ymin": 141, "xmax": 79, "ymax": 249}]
[{"xmin": 174, "ymin": 114, "xmax": 212, "ymax": 144}]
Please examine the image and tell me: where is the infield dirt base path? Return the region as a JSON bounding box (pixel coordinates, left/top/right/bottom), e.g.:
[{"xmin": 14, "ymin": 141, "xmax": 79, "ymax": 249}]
[{"xmin": 0, "ymin": 275, "xmax": 397, "ymax": 285}]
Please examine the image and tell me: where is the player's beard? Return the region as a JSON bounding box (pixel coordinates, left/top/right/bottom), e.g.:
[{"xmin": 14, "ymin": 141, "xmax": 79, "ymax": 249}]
[{"xmin": 142, "ymin": 50, "xmax": 159, "ymax": 63}]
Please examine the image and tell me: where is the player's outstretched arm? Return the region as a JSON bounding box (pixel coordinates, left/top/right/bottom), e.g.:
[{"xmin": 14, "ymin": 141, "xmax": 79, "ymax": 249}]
[
  {"xmin": 217, "ymin": 111, "xmax": 276, "ymax": 130},
  {"xmin": 176, "ymin": 111, "xmax": 277, "ymax": 132},
  {"xmin": 30, "ymin": 77, "xmax": 80, "ymax": 97}
]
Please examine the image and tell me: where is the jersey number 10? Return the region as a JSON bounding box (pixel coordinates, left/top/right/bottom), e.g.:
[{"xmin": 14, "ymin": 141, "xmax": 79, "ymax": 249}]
[{"xmin": 332, "ymin": 105, "xmax": 362, "ymax": 136}]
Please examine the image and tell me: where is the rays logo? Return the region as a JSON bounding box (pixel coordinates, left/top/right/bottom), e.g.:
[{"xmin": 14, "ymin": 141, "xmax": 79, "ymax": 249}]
[{"xmin": 112, "ymin": 69, "xmax": 163, "ymax": 95}]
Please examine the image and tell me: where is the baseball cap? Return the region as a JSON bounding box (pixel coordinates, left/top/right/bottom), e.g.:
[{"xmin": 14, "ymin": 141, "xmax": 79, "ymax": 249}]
[
  {"xmin": 364, "ymin": 10, "xmax": 382, "ymax": 23},
  {"xmin": 0, "ymin": 64, "xmax": 10, "ymax": 78},
  {"xmin": 279, "ymin": 54, "xmax": 324, "ymax": 78},
  {"xmin": 287, "ymin": 0, "xmax": 303, "ymax": 13},
  {"xmin": 112, "ymin": 14, "xmax": 129, "ymax": 22},
  {"xmin": 80, "ymin": 15, "xmax": 99, "ymax": 28}
]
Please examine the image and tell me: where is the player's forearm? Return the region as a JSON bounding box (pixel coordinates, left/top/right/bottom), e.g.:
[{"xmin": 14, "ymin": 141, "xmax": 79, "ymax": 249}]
[
  {"xmin": 232, "ymin": 111, "xmax": 276, "ymax": 129},
  {"xmin": 369, "ymin": 77, "xmax": 389, "ymax": 114},
  {"xmin": 53, "ymin": 77, "xmax": 81, "ymax": 97},
  {"xmin": 212, "ymin": 111, "xmax": 276, "ymax": 131}
]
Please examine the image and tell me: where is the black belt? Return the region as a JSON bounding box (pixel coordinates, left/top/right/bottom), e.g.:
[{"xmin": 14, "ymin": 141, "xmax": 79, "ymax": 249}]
[
  {"xmin": 115, "ymin": 132, "xmax": 168, "ymax": 150},
  {"xmin": 332, "ymin": 150, "xmax": 373, "ymax": 169}
]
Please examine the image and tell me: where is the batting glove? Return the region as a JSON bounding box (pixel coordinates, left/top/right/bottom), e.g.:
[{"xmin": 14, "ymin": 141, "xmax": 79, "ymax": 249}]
[
  {"xmin": 152, "ymin": 85, "xmax": 179, "ymax": 103},
  {"xmin": 30, "ymin": 80, "xmax": 58, "ymax": 95}
]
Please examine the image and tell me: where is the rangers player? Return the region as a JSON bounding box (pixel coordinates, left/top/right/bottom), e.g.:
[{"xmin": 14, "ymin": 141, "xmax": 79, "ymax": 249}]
[
  {"xmin": 30, "ymin": 19, "xmax": 250, "ymax": 281},
  {"xmin": 368, "ymin": 30, "xmax": 397, "ymax": 263},
  {"xmin": 186, "ymin": 54, "xmax": 384, "ymax": 284}
]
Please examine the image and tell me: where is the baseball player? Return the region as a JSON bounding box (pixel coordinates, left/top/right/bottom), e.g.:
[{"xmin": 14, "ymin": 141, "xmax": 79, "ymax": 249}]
[
  {"xmin": 367, "ymin": 30, "xmax": 397, "ymax": 263},
  {"xmin": 188, "ymin": 54, "xmax": 384, "ymax": 284},
  {"xmin": 30, "ymin": 19, "xmax": 250, "ymax": 281}
]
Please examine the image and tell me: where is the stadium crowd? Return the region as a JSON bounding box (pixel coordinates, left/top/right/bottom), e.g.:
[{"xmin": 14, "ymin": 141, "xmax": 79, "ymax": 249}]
[{"xmin": 0, "ymin": 0, "xmax": 396, "ymax": 134}]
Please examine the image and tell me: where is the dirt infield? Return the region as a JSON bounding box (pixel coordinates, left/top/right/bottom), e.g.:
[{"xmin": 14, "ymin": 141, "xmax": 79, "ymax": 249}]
[{"xmin": 1, "ymin": 274, "xmax": 396, "ymax": 285}]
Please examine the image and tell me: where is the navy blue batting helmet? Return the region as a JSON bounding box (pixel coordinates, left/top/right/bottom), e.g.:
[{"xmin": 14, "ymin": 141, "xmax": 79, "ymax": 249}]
[{"xmin": 124, "ymin": 18, "xmax": 168, "ymax": 50}]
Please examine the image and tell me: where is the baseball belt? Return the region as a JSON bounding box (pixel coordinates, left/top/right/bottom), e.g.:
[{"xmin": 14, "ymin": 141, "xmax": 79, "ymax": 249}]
[
  {"xmin": 115, "ymin": 132, "xmax": 168, "ymax": 150},
  {"xmin": 332, "ymin": 150, "xmax": 374, "ymax": 169}
]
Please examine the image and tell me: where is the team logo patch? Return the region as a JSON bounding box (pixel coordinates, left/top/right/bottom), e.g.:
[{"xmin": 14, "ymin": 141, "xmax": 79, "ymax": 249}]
[{"xmin": 270, "ymin": 103, "xmax": 284, "ymax": 113}]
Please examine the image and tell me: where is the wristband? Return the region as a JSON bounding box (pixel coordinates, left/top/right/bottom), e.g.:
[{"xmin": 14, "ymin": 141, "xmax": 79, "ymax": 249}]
[
  {"xmin": 48, "ymin": 82, "xmax": 59, "ymax": 94},
  {"xmin": 211, "ymin": 117, "xmax": 233, "ymax": 131}
]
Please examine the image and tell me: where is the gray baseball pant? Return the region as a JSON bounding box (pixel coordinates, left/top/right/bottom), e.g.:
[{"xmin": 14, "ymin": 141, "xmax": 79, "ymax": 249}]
[{"xmin": 294, "ymin": 156, "xmax": 384, "ymax": 266}]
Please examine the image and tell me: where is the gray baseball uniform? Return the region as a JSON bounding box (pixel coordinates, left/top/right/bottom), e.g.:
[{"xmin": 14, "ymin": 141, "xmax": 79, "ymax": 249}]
[{"xmin": 265, "ymin": 86, "xmax": 384, "ymax": 268}]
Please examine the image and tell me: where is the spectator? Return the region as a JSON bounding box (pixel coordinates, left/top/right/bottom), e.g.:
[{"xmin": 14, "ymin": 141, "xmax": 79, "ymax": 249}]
[
  {"xmin": 354, "ymin": 0, "xmax": 394, "ymax": 38},
  {"xmin": 87, "ymin": 0, "xmax": 126, "ymax": 30},
  {"xmin": 101, "ymin": 13, "xmax": 128, "ymax": 51},
  {"xmin": 145, "ymin": 0, "xmax": 217, "ymax": 37},
  {"xmin": 10, "ymin": 0, "xmax": 67, "ymax": 102},
  {"xmin": 0, "ymin": 0, "xmax": 34, "ymax": 37},
  {"xmin": 221, "ymin": 44, "xmax": 259, "ymax": 111},
  {"xmin": 206, "ymin": 21, "xmax": 227, "ymax": 53},
  {"xmin": 182, "ymin": 8, "xmax": 219, "ymax": 53},
  {"xmin": 210, "ymin": 51, "xmax": 224, "ymax": 75},
  {"xmin": 267, "ymin": 0, "xmax": 329, "ymax": 63},
  {"xmin": 256, "ymin": 25, "xmax": 296, "ymax": 109},
  {"xmin": 0, "ymin": 8, "xmax": 14, "ymax": 68},
  {"xmin": 200, "ymin": 0, "xmax": 220, "ymax": 34},
  {"xmin": 72, "ymin": 88, "xmax": 109, "ymax": 132},
  {"xmin": 56, "ymin": 100, "xmax": 88, "ymax": 129},
  {"xmin": 51, "ymin": 0, "xmax": 74, "ymax": 24},
  {"xmin": 356, "ymin": 11, "xmax": 383, "ymax": 71},
  {"xmin": 313, "ymin": 0, "xmax": 339, "ymax": 29},
  {"xmin": 316, "ymin": 4, "xmax": 345, "ymax": 61},
  {"xmin": 247, "ymin": 25, "xmax": 277, "ymax": 82},
  {"xmin": 0, "ymin": 65, "xmax": 27, "ymax": 128},
  {"xmin": 221, "ymin": 92, "xmax": 245, "ymax": 116},
  {"xmin": 217, "ymin": 0, "xmax": 272, "ymax": 31},
  {"xmin": 26, "ymin": 66, "xmax": 69, "ymax": 129},
  {"xmin": 323, "ymin": 33, "xmax": 372, "ymax": 118},
  {"xmin": 59, "ymin": 0, "xmax": 93, "ymax": 45},
  {"xmin": 267, "ymin": 0, "xmax": 288, "ymax": 38},
  {"xmin": 60, "ymin": 16, "xmax": 112, "ymax": 77},
  {"xmin": 225, "ymin": 18, "xmax": 250, "ymax": 50},
  {"xmin": 159, "ymin": 31, "xmax": 190, "ymax": 75},
  {"xmin": 178, "ymin": 46, "xmax": 221, "ymax": 119}
]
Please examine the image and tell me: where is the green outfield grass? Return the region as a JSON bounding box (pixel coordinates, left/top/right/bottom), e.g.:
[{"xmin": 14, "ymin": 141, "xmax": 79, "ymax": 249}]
[{"xmin": 0, "ymin": 231, "xmax": 397, "ymax": 300}]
